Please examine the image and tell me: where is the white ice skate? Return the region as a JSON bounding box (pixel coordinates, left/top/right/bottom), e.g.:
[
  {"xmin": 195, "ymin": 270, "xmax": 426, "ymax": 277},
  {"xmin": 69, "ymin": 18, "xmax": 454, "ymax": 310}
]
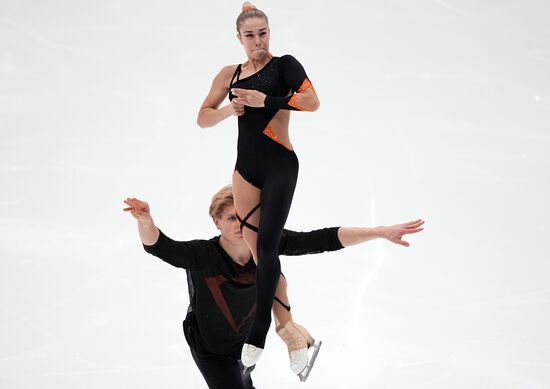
[
  {"xmin": 298, "ymin": 339, "xmax": 322, "ymax": 382},
  {"xmin": 276, "ymin": 321, "xmax": 322, "ymax": 381},
  {"xmin": 241, "ymin": 343, "xmax": 263, "ymax": 368}
]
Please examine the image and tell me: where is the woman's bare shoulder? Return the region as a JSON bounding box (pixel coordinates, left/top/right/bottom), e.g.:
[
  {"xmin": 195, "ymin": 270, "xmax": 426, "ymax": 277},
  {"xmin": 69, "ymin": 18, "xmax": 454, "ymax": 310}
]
[
  {"xmin": 211, "ymin": 64, "xmax": 240, "ymax": 86},
  {"xmin": 218, "ymin": 64, "xmax": 240, "ymax": 79}
]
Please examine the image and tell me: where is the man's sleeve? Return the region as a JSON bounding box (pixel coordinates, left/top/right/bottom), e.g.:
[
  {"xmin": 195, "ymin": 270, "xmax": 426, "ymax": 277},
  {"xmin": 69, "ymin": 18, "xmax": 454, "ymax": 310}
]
[
  {"xmin": 143, "ymin": 229, "xmax": 214, "ymax": 271},
  {"xmin": 278, "ymin": 227, "xmax": 344, "ymax": 256}
]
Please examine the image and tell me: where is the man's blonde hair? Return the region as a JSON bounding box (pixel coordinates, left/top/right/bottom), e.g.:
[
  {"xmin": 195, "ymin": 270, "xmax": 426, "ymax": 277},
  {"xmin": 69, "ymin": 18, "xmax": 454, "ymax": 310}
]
[{"xmin": 209, "ymin": 184, "xmax": 234, "ymax": 219}]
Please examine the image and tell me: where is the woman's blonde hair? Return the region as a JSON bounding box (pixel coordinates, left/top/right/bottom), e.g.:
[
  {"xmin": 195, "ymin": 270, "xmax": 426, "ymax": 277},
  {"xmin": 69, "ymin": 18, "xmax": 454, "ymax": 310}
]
[
  {"xmin": 236, "ymin": 2, "xmax": 269, "ymax": 33},
  {"xmin": 209, "ymin": 184, "xmax": 234, "ymax": 219}
]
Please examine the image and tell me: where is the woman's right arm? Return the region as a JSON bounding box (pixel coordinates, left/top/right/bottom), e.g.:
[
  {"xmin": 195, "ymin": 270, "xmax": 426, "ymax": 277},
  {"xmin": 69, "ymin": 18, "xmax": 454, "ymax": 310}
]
[{"xmin": 197, "ymin": 65, "xmax": 244, "ymax": 128}]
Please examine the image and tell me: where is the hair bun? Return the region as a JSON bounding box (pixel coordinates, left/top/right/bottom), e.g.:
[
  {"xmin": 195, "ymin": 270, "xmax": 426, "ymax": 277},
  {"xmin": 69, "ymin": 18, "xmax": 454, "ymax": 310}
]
[{"xmin": 242, "ymin": 2, "xmax": 256, "ymax": 12}]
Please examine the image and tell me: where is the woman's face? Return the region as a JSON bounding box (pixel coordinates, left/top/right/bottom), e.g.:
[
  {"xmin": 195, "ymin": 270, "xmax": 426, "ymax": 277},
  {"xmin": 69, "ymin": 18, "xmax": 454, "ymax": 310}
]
[{"xmin": 237, "ymin": 17, "xmax": 270, "ymax": 61}]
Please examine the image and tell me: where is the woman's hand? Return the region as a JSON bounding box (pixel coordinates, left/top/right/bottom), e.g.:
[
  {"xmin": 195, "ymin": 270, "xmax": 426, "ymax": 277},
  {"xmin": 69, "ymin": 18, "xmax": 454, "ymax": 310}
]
[
  {"xmin": 379, "ymin": 219, "xmax": 425, "ymax": 247},
  {"xmin": 229, "ymin": 99, "xmax": 246, "ymax": 116},
  {"xmin": 231, "ymin": 88, "xmax": 266, "ymax": 108}
]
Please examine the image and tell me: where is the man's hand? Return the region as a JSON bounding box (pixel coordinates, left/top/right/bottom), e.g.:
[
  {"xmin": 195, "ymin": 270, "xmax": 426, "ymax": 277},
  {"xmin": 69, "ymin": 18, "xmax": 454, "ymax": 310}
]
[
  {"xmin": 379, "ymin": 219, "xmax": 425, "ymax": 247},
  {"xmin": 124, "ymin": 198, "xmax": 153, "ymax": 225},
  {"xmin": 123, "ymin": 197, "xmax": 159, "ymax": 245}
]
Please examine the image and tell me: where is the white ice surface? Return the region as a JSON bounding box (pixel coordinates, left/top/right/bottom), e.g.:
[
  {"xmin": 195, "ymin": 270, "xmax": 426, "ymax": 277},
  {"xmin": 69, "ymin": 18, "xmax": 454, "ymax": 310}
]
[{"xmin": 1, "ymin": 1, "xmax": 549, "ymax": 388}]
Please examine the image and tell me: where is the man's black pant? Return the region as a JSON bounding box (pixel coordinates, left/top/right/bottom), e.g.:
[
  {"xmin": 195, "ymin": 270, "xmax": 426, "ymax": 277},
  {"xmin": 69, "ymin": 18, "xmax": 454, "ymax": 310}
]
[{"xmin": 190, "ymin": 348, "xmax": 256, "ymax": 389}]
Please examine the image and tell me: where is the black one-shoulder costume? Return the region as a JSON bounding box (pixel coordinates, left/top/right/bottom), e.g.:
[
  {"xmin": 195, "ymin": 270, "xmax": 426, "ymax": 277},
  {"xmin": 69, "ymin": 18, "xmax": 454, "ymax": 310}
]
[{"xmin": 228, "ymin": 54, "xmax": 316, "ymax": 349}]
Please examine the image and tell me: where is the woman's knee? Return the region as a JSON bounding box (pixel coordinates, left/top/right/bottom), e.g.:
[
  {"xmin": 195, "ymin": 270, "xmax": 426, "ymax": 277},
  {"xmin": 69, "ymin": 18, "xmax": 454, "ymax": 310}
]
[
  {"xmin": 257, "ymin": 258, "xmax": 281, "ymax": 279},
  {"xmin": 257, "ymin": 239, "xmax": 278, "ymax": 262}
]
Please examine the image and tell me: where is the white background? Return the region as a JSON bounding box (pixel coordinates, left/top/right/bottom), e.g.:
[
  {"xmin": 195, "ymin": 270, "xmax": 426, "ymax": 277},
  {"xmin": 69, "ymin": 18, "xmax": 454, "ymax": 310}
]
[{"xmin": 1, "ymin": 1, "xmax": 549, "ymax": 388}]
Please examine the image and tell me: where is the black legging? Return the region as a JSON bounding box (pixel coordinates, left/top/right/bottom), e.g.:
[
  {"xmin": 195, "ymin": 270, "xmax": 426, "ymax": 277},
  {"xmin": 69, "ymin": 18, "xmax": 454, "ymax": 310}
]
[
  {"xmin": 237, "ymin": 152, "xmax": 299, "ymax": 349},
  {"xmin": 191, "ymin": 348, "xmax": 256, "ymax": 389},
  {"xmin": 241, "ymin": 150, "xmax": 298, "ymax": 348}
]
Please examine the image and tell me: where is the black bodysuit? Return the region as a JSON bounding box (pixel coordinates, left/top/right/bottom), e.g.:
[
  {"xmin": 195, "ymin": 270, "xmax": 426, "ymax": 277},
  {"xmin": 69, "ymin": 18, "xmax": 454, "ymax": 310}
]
[{"xmin": 228, "ymin": 55, "xmax": 317, "ymax": 349}]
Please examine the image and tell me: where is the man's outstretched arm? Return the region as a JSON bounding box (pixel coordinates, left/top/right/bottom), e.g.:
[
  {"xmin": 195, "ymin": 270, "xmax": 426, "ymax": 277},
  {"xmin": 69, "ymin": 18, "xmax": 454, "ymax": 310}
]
[
  {"xmin": 123, "ymin": 197, "xmax": 214, "ymax": 270},
  {"xmin": 337, "ymin": 219, "xmax": 425, "ymax": 248},
  {"xmin": 123, "ymin": 197, "xmax": 160, "ymax": 245},
  {"xmin": 279, "ymin": 219, "xmax": 425, "ymax": 256}
]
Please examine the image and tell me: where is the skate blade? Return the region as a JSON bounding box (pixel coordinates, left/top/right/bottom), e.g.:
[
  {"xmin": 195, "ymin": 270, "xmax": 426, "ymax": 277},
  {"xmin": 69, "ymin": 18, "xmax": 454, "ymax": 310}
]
[
  {"xmin": 298, "ymin": 340, "xmax": 322, "ymax": 382},
  {"xmin": 242, "ymin": 365, "xmax": 255, "ymax": 376}
]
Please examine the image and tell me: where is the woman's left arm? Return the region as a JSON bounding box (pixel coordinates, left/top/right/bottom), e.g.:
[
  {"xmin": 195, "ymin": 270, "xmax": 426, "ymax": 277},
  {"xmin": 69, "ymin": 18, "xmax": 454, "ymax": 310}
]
[{"xmin": 231, "ymin": 55, "xmax": 320, "ymax": 112}]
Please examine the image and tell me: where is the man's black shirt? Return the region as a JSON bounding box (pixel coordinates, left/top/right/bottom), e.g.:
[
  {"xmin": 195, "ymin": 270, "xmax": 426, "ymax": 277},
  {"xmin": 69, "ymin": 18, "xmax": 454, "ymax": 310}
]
[{"xmin": 143, "ymin": 227, "xmax": 343, "ymax": 357}]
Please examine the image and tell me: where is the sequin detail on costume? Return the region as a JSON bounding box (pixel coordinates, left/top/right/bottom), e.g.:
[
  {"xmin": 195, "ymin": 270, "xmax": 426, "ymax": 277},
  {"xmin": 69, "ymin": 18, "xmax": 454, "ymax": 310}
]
[
  {"xmin": 288, "ymin": 94, "xmax": 305, "ymax": 111},
  {"xmin": 288, "ymin": 78, "xmax": 315, "ymax": 111},
  {"xmin": 262, "ymin": 124, "xmax": 286, "ymax": 146}
]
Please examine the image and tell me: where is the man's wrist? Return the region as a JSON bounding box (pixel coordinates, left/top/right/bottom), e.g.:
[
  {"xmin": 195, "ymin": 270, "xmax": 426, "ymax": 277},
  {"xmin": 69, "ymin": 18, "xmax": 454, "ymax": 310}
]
[
  {"xmin": 371, "ymin": 226, "xmax": 385, "ymax": 240},
  {"xmin": 138, "ymin": 218, "xmax": 155, "ymax": 229}
]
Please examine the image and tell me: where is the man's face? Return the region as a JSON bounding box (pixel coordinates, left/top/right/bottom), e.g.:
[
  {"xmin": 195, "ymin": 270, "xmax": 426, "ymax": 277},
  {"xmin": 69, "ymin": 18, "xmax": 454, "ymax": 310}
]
[{"xmin": 214, "ymin": 205, "xmax": 243, "ymax": 243}]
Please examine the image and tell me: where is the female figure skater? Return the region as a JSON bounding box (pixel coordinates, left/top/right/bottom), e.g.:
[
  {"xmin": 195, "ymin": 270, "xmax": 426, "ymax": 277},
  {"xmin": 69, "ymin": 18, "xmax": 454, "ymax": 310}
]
[{"xmin": 197, "ymin": 2, "xmax": 321, "ymax": 373}]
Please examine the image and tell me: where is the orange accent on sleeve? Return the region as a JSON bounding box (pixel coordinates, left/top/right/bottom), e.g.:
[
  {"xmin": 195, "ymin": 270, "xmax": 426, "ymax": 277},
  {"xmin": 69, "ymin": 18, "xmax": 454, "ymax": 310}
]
[
  {"xmin": 297, "ymin": 78, "xmax": 315, "ymax": 94},
  {"xmin": 288, "ymin": 78, "xmax": 316, "ymax": 111},
  {"xmin": 263, "ymin": 125, "xmax": 286, "ymax": 146},
  {"xmin": 288, "ymin": 94, "xmax": 307, "ymax": 111}
]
